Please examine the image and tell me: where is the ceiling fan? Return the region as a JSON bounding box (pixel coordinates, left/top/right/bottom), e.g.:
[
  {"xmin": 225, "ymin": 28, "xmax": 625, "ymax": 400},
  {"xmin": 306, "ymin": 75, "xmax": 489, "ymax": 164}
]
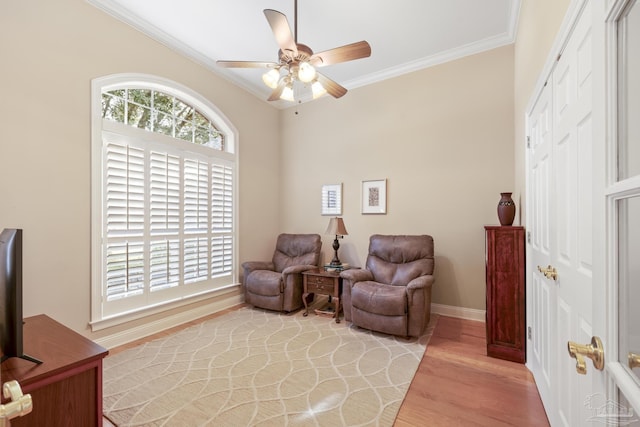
[{"xmin": 216, "ymin": 0, "xmax": 371, "ymax": 102}]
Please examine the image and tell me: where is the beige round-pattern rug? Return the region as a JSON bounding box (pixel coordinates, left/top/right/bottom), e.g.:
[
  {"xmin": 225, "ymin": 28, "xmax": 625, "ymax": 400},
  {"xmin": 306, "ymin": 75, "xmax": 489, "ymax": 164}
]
[{"xmin": 103, "ymin": 307, "xmax": 436, "ymax": 426}]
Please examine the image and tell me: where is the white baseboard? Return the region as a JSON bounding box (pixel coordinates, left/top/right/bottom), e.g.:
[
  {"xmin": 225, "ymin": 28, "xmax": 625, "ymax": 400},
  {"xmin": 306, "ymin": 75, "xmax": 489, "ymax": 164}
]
[
  {"xmin": 431, "ymin": 303, "xmax": 486, "ymax": 322},
  {"xmin": 95, "ymin": 293, "xmax": 244, "ymax": 349}
]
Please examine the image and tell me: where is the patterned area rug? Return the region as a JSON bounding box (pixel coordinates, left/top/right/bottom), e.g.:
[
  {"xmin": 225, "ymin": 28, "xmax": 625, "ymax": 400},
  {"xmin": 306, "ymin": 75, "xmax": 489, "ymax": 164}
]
[{"xmin": 103, "ymin": 307, "xmax": 436, "ymax": 426}]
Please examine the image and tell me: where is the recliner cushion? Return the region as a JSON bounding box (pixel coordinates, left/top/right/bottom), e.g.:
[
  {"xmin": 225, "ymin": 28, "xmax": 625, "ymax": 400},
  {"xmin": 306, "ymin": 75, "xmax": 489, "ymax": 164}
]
[
  {"xmin": 246, "ymin": 270, "xmax": 282, "ymax": 296},
  {"xmin": 351, "ymin": 281, "xmax": 407, "ymax": 316},
  {"xmin": 366, "ymin": 235, "xmax": 434, "ymax": 286},
  {"xmin": 272, "ymin": 234, "xmax": 322, "ymax": 272}
]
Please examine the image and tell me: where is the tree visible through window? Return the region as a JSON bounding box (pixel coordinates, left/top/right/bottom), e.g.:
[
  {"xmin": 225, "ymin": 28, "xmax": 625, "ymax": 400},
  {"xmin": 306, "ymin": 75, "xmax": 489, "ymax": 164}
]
[
  {"xmin": 102, "ymin": 89, "xmax": 225, "ymax": 149},
  {"xmin": 91, "ymin": 76, "xmax": 237, "ymax": 327}
]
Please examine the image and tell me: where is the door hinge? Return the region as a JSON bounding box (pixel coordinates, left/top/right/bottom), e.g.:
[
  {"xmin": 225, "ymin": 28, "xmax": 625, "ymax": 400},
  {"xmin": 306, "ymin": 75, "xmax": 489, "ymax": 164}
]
[
  {"xmin": 526, "ymin": 135, "xmax": 531, "ymax": 149},
  {"xmin": 527, "ymin": 231, "xmax": 531, "ymax": 243},
  {"xmin": 528, "ymin": 326, "xmax": 533, "ymax": 340}
]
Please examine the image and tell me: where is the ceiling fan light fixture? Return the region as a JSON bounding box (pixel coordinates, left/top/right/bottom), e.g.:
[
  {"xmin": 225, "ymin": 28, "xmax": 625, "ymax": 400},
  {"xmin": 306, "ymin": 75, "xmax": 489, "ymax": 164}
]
[
  {"xmin": 311, "ymin": 80, "xmax": 327, "ymax": 99},
  {"xmin": 217, "ymin": 0, "xmax": 371, "ymax": 102},
  {"xmin": 297, "ymin": 61, "xmax": 316, "ymax": 83},
  {"xmin": 280, "ymin": 84, "xmax": 295, "ymax": 102},
  {"xmin": 262, "ymin": 68, "xmax": 280, "ymax": 89}
]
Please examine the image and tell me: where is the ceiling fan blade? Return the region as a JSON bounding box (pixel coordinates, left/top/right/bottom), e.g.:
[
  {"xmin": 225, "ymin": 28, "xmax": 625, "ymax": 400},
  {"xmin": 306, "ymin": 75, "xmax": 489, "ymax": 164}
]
[
  {"xmin": 310, "ymin": 41, "xmax": 371, "ymax": 67},
  {"xmin": 317, "ymin": 73, "xmax": 347, "ymax": 99},
  {"xmin": 264, "ymin": 9, "xmax": 297, "ymax": 56},
  {"xmin": 267, "ymin": 82, "xmax": 286, "ymax": 101},
  {"xmin": 216, "ymin": 61, "xmax": 276, "ymax": 69}
]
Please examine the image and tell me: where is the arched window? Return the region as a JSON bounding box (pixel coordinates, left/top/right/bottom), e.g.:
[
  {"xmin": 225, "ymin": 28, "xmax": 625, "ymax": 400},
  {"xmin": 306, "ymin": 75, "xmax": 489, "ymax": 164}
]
[{"xmin": 90, "ymin": 74, "xmax": 237, "ymax": 329}]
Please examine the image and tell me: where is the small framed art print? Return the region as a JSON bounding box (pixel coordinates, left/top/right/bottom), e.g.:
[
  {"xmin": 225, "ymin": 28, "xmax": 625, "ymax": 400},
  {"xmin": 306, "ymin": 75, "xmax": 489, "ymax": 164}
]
[
  {"xmin": 321, "ymin": 183, "xmax": 342, "ymax": 215},
  {"xmin": 361, "ymin": 179, "xmax": 386, "ymax": 214}
]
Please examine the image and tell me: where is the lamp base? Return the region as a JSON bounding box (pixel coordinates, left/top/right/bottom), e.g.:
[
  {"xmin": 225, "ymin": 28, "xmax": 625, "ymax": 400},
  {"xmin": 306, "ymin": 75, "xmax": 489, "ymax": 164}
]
[{"xmin": 330, "ymin": 236, "xmax": 342, "ymax": 266}]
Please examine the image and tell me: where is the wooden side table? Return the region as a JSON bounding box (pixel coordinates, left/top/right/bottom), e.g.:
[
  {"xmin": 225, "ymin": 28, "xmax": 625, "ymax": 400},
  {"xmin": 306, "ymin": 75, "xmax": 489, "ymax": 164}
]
[{"xmin": 302, "ymin": 268, "xmax": 342, "ymax": 323}]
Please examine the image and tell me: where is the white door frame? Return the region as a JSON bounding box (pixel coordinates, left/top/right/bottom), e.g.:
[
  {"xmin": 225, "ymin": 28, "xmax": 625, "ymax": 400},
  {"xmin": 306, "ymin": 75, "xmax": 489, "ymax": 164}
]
[{"xmin": 603, "ymin": 0, "xmax": 640, "ymax": 415}]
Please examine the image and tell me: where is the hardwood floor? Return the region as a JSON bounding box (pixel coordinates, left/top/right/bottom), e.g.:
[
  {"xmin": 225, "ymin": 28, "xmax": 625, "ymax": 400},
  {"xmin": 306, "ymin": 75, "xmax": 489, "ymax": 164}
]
[
  {"xmin": 395, "ymin": 315, "xmax": 549, "ymax": 426},
  {"xmin": 103, "ymin": 308, "xmax": 549, "ymax": 426}
]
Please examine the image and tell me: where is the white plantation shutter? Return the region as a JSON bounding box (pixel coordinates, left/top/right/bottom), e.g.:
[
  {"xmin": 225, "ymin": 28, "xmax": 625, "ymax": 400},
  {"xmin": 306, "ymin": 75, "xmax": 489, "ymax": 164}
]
[
  {"xmin": 149, "ymin": 151, "xmax": 181, "ymax": 292},
  {"xmin": 184, "ymin": 237, "xmax": 209, "ymax": 283},
  {"xmin": 106, "ymin": 143, "xmax": 145, "ymax": 236},
  {"xmin": 149, "ymin": 238, "xmax": 180, "ymax": 291},
  {"xmin": 212, "ymin": 164, "xmax": 233, "ymax": 231},
  {"xmin": 211, "ymin": 235, "xmax": 233, "ymax": 277},
  {"xmin": 105, "ymin": 143, "xmax": 146, "ymax": 300},
  {"xmin": 211, "ymin": 164, "xmax": 233, "ymax": 277},
  {"xmin": 99, "ymin": 122, "xmax": 235, "ymax": 319},
  {"xmin": 184, "ymin": 159, "xmax": 209, "ymax": 234},
  {"xmin": 150, "ymin": 151, "xmax": 180, "ymax": 235},
  {"xmin": 106, "ymin": 241, "xmax": 145, "ymax": 299}
]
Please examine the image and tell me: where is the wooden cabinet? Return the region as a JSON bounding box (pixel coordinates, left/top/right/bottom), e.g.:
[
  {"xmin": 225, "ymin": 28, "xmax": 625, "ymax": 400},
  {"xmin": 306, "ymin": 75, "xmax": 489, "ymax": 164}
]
[
  {"xmin": 1, "ymin": 315, "xmax": 108, "ymax": 426},
  {"xmin": 484, "ymin": 226, "xmax": 526, "ymax": 363}
]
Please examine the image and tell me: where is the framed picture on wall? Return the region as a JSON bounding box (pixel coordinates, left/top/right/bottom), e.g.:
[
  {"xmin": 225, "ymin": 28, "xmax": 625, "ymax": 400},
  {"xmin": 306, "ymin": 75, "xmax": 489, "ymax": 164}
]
[
  {"xmin": 321, "ymin": 183, "xmax": 342, "ymax": 215},
  {"xmin": 361, "ymin": 179, "xmax": 386, "ymax": 214}
]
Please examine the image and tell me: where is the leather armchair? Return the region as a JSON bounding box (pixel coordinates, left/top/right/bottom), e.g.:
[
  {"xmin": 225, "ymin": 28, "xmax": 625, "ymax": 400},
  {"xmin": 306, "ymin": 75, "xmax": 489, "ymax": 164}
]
[
  {"xmin": 341, "ymin": 234, "xmax": 435, "ymax": 337},
  {"xmin": 242, "ymin": 233, "xmax": 322, "ymax": 312}
]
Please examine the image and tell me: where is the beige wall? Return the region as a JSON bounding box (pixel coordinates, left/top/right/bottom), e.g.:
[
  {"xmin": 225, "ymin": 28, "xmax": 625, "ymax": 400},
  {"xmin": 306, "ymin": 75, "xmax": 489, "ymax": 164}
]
[
  {"xmin": 0, "ymin": 0, "xmax": 573, "ymax": 339},
  {"xmin": 0, "ymin": 0, "xmax": 280, "ymax": 338},
  {"xmin": 279, "ymin": 46, "xmax": 515, "ymax": 311},
  {"xmin": 514, "ymin": 0, "xmax": 572, "ymax": 223}
]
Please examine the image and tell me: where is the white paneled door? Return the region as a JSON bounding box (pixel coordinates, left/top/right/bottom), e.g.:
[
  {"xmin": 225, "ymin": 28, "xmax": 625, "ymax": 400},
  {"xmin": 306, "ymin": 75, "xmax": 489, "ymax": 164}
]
[
  {"xmin": 528, "ymin": 66, "xmax": 556, "ymax": 421},
  {"xmin": 527, "ymin": 2, "xmax": 601, "ymax": 424},
  {"xmin": 528, "ymin": 0, "xmax": 640, "ymax": 424}
]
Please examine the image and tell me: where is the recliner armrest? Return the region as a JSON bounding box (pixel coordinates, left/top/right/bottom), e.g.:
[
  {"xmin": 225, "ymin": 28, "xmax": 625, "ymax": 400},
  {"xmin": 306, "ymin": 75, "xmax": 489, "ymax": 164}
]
[
  {"xmin": 340, "ymin": 269, "xmax": 373, "ymax": 283},
  {"xmin": 282, "ymin": 264, "xmax": 317, "ymax": 275},
  {"xmin": 406, "ymin": 275, "xmax": 435, "ymax": 291},
  {"xmin": 242, "ymin": 261, "xmax": 275, "ymax": 276}
]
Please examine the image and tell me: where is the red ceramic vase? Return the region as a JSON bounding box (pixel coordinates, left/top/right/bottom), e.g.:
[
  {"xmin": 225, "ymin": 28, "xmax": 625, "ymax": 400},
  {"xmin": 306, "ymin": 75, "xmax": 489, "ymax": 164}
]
[{"xmin": 497, "ymin": 192, "xmax": 516, "ymax": 226}]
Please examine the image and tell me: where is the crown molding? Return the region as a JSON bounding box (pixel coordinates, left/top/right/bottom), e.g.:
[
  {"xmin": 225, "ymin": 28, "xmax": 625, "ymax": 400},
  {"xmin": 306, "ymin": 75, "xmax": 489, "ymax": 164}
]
[
  {"xmin": 88, "ymin": 0, "xmax": 520, "ymax": 109},
  {"xmin": 344, "ymin": 32, "xmax": 516, "ymax": 91}
]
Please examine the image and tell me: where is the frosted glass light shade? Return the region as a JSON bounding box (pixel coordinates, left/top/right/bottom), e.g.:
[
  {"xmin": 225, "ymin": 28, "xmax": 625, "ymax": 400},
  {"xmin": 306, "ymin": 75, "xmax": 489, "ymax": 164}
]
[
  {"xmin": 262, "ymin": 69, "xmax": 280, "ymax": 89},
  {"xmin": 297, "ymin": 62, "xmax": 316, "ymax": 83},
  {"xmin": 312, "ymin": 81, "xmax": 327, "ymax": 99},
  {"xmin": 280, "ymin": 85, "xmax": 295, "ymax": 101}
]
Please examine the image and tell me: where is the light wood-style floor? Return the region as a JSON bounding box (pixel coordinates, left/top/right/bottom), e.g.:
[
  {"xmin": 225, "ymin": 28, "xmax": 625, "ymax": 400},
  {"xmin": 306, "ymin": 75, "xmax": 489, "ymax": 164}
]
[
  {"xmin": 395, "ymin": 315, "xmax": 549, "ymax": 426},
  {"xmin": 104, "ymin": 308, "xmax": 549, "ymax": 427}
]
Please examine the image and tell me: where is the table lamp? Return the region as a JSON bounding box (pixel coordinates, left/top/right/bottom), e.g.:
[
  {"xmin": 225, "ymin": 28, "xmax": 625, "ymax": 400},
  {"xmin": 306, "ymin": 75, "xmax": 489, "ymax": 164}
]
[{"xmin": 325, "ymin": 217, "xmax": 348, "ymax": 267}]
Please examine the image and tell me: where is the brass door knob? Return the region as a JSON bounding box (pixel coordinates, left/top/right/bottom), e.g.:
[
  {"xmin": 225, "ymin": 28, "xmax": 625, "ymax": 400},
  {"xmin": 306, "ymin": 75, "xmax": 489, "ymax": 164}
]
[
  {"xmin": 629, "ymin": 352, "xmax": 640, "ymax": 370},
  {"xmin": 567, "ymin": 336, "xmax": 604, "ymax": 375},
  {"xmin": 537, "ymin": 265, "xmax": 558, "ymax": 280},
  {"xmin": 0, "ymin": 380, "xmax": 33, "ymax": 426}
]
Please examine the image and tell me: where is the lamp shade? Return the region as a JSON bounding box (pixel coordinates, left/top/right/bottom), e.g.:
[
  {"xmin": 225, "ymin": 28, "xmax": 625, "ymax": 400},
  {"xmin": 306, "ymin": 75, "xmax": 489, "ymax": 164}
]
[{"xmin": 325, "ymin": 217, "xmax": 348, "ymax": 236}]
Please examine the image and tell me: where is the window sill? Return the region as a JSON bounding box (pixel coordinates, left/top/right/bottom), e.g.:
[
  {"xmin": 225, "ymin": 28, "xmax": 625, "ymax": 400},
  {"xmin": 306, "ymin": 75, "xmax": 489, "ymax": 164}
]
[{"xmin": 90, "ymin": 283, "xmax": 241, "ymax": 332}]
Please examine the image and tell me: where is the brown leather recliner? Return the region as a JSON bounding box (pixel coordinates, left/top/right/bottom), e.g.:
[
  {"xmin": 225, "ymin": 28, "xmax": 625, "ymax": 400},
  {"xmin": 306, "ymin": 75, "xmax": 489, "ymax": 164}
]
[
  {"xmin": 341, "ymin": 234, "xmax": 435, "ymax": 337},
  {"xmin": 242, "ymin": 233, "xmax": 322, "ymax": 312}
]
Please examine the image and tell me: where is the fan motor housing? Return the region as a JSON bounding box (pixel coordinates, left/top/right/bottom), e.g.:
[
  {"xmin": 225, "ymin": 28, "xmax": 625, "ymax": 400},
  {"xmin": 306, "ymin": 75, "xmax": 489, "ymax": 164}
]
[{"xmin": 279, "ymin": 43, "xmax": 313, "ymax": 64}]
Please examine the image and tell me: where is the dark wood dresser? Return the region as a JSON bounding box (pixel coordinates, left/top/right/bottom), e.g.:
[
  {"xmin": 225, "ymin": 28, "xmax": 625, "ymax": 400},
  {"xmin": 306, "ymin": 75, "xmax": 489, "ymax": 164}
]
[
  {"xmin": 484, "ymin": 226, "xmax": 526, "ymax": 363},
  {"xmin": 1, "ymin": 314, "xmax": 108, "ymax": 426}
]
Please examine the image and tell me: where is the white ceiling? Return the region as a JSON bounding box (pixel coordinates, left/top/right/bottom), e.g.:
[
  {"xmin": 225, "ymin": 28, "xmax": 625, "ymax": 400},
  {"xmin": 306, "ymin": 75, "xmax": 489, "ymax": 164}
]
[{"xmin": 90, "ymin": 0, "xmax": 521, "ymax": 108}]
